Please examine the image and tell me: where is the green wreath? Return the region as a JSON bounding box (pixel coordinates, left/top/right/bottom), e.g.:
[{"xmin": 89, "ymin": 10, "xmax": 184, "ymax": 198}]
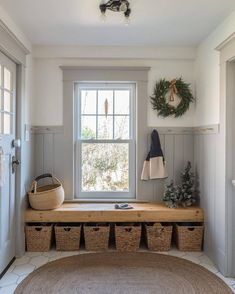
[{"xmin": 150, "ymin": 78, "xmax": 194, "ymax": 118}]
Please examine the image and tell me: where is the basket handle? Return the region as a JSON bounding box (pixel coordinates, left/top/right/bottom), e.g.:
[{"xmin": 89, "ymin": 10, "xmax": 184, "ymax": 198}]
[
  {"xmin": 64, "ymin": 228, "xmax": 71, "ymax": 232},
  {"xmin": 30, "ymin": 174, "xmax": 62, "ymax": 194},
  {"xmin": 188, "ymin": 228, "xmax": 195, "ymax": 232},
  {"xmin": 125, "ymin": 228, "xmax": 132, "ymax": 233},
  {"xmin": 35, "ymin": 227, "xmax": 42, "ymax": 232},
  {"xmin": 35, "ymin": 173, "xmax": 53, "ymax": 182},
  {"xmin": 93, "ymin": 227, "xmax": 100, "ymax": 232}
]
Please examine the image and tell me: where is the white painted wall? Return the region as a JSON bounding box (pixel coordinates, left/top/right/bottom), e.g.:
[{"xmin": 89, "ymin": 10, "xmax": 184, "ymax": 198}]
[
  {"xmin": 194, "ymin": 10, "xmax": 235, "ymax": 126},
  {"xmin": 0, "ymin": 5, "xmax": 31, "ymax": 52},
  {"xmin": 194, "ymin": 10, "xmax": 235, "ymax": 275},
  {"xmin": 32, "ymin": 54, "xmax": 195, "ymax": 127}
]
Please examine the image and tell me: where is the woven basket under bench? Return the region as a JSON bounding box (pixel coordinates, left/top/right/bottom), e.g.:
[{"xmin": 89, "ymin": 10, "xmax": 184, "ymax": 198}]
[
  {"xmin": 84, "ymin": 223, "xmax": 110, "ymax": 251},
  {"xmin": 145, "ymin": 223, "xmax": 173, "ymax": 251},
  {"xmin": 55, "ymin": 224, "xmax": 81, "ymax": 251},
  {"xmin": 115, "ymin": 223, "xmax": 141, "ymax": 252},
  {"xmin": 175, "ymin": 223, "xmax": 204, "ymax": 251},
  {"xmin": 25, "ymin": 224, "xmax": 53, "ymax": 252}
]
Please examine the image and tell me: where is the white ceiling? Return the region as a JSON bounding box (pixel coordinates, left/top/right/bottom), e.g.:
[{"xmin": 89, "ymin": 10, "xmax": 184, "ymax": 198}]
[{"xmin": 0, "ymin": 0, "xmax": 235, "ymax": 46}]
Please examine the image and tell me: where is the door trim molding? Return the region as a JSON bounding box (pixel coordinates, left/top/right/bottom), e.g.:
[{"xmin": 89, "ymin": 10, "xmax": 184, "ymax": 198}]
[
  {"xmin": 0, "ymin": 22, "xmax": 31, "ymax": 259},
  {"xmin": 217, "ymin": 35, "xmax": 235, "ymax": 277},
  {"xmin": 0, "ymin": 20, "xmax": 29, "ymax": 66}
]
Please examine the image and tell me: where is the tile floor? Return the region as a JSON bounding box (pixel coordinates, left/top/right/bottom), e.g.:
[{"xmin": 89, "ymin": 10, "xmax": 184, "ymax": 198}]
[{"xmin": 0, "ymin": 248, "xmax": 235, "ymax": 293}]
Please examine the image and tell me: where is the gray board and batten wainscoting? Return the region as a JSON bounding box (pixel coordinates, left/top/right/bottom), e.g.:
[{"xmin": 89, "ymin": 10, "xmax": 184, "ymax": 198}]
[{"xmin": 30, "ymin": 124, "xmax": 218, "ymax": 202}]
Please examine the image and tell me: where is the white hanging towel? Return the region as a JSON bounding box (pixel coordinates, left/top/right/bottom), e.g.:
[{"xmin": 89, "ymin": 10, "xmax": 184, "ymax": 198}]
[{"xmin": 141, "ymin": 129, "xmax": 168, "ymax": 180}]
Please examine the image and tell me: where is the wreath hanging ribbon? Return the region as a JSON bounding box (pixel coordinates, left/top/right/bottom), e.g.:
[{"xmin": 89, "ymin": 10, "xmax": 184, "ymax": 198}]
[
  {"xmin": 169, "ymin": 79, "xmax": 177, "ymax": 102},
  {"xmin": 150, "ymin": 78, "xmax": 194, "ymax": 118}
]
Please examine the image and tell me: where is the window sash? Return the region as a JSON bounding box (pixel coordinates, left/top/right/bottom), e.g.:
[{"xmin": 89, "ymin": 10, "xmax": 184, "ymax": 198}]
[
  {"xmin": 75, "ymin": 140, "xmax": 135, "ymax": 199},
  {"xmin": 74, "ymin": 82, "xmax": 136, "ymax": 199}
]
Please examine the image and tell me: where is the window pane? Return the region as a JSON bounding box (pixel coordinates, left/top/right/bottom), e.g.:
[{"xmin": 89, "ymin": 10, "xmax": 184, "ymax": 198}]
[
  {"xmin": 4, "ymin": 67, "xmax": 11, "ymax": 91},
  {"xmin": 4, "ymin": 113, "xmax": 11, "ymax": 134},
  {"xmin": 4, "ymin": 91, "xmax": 11, "ymax": 112},
  {"xmin": 115, "ymin": 90, "xmax": 130, "ymax": 114},
  {"xmin": 81, "ymin": 143, "xmax": 129, "ymax": 192},
  {"xmin": 114, "ymin": 116, "xmax": 130, "ymax": 139},
  {"xmin": 98, "ymin": 90, "xmax": 113, "ymax": 115},
  {"xmin": 0, "ymin": 90, "xmax": 2, "ymax": 110},
  {"xmin": 81, "ymin": 90, "xmax": 96, "ymax": 114},
  {"xmin": 98, "ymin": 116, "xmax": 113, "ymax": 139},
  {"xmin": 81, "ymin": 116, "xmax": 96, "ymax": 139},
  {"xmin": 0, "ymin": 113, "xmax": 2, "ymax": 133}
]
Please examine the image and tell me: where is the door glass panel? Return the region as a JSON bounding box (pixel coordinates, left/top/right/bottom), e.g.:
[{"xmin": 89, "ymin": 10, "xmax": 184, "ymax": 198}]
[
  {"xmin": 4, "ymin": 91, "xmax": 11, "ymax": 112},
  {"xmin": 0, "ymin": 112, "xmax": 2, "ymax": 133},
  {"xmin": 3, "ymin": 113, "xmax": 11, "ymax": 134},
  {"xmin": 0, "ymin": 90, "xmax": 2, "ymax": 110},
  {"xmin": 4, "ymin": 67, "xmax": 11, "ymax": 91}
]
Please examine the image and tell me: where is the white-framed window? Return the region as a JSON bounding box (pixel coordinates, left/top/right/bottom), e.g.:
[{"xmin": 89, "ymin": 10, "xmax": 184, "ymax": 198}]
[{"xmin": 74, "ymin": 82, "xmax": 136, "ymax": 199}]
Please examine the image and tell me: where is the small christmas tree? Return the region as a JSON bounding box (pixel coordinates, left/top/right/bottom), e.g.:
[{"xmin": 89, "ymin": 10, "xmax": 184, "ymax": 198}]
[
  {"xmin": 179, "ymin": 161, "xmax": 196, "ymax": 207},
  {"xmin": 163, "ymin": 161, "xmax": 196, "ymax": 208},
  {"xmin": 163, "ymin": 181, "xmax": 181, "ymax": 208}
]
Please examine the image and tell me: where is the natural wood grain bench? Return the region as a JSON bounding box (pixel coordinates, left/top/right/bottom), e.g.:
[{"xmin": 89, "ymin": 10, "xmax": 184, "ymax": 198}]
[{"xmin": 25, "ymin": 202, "xmax": 204, "ymax": 223}]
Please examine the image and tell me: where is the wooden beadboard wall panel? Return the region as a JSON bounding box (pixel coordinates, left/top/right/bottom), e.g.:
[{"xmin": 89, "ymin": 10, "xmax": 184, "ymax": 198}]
[
  {"xmin": 194, "ymin": 133, "xmax": 217, "ymax": 262},
  {"xmin": 33, "ymin": 126, "xmax": 195, "ymax": 201},
  {"xmin": 34, "ymin": 134, "xmax": 44, "ymax": 177}
]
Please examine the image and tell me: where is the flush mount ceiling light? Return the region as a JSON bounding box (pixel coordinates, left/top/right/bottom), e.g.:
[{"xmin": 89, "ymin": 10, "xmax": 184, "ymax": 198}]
[{"xmin": 99, "ymin": 0, "xmax": 131, "ymax": 24}]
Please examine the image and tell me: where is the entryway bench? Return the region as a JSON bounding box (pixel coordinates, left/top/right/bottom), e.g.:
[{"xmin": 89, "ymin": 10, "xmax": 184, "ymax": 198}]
[{"xmin": 25, "ymin": 202, "xmax": 204, "ymax": 223}]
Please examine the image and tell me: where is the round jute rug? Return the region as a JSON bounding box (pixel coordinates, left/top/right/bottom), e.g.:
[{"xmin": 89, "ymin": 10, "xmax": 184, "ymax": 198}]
[{"xmin": 15, "ymin": 252, "xmax": 232, "ymax": 294}]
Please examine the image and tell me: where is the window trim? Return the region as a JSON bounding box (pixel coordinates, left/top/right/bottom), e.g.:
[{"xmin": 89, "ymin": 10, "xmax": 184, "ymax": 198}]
[{"xmin": 74, "ymin": 82, "xmax": 136, "ymax": 199}]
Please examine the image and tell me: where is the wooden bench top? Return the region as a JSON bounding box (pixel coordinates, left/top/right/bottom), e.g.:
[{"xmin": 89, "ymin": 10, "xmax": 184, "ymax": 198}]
[{"xmin": 25, "ymin": 202, "xmax": 204, "ymax": 223}]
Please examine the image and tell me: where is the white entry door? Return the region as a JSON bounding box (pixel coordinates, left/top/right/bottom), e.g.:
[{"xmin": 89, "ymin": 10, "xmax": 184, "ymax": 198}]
[{"xmin": 0, "ymin": 51, "xmax": 17, "ymax": 275}]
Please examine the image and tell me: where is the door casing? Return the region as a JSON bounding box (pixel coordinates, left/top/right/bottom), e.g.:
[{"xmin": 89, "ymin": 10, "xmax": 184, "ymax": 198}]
[
  {"xmin": 0, "ymin": 50, "xmax": 17, "ymax": 274},
  {"xmin": 0, "ymin": 22, "xmax": 30, "ymax": 259},
  {"xmin": 217, "ymin": 34, "xmax": 235, "ymax": 277}
]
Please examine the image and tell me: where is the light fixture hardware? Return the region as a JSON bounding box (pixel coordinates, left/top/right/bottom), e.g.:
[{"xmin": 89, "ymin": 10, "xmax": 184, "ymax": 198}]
[{"xmin": 100, "ymin": 0, "xmax": 131, "ymax": 21}]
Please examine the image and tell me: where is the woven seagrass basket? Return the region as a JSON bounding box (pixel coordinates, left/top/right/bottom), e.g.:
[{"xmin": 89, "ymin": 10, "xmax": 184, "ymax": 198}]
[
  {"xmin": 84, "ymin": 223, "xmax": 110, "ymax": 251},
  {"xmin": 175, "ymin": 223, "xmax": 204, "ymax": 251},
  {"xmin": 115, "ymin": 223, "xmax": 141, "ymax": 252},
  {"xmin": 25, "ymin": 224, "xmax": 53, "ymax": 252},
  {"xmin": 145, "ymin": 222, "xmax": 173, "ymax": 251},
  {"xmin": 55, "ymin": 224, "xmax": 81, "ymax": 251},
  {"xmin": 28, "ymin": 174, "xmax": 64, "ymax": 210}
]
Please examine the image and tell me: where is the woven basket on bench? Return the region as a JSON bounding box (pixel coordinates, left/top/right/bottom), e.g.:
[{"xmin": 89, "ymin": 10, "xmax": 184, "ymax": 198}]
[
  {"xmin": 175, "ymin": 223, "xmax": 204, "ymax": 251},
  {"xmin": 25, "ymin": 224, "xmax": 53, "ymax": 252},
  {"xmin": 55, "ymin": 224, "xmax": 81, "ymax": 251},
  {"xmin": 145, "ymin": 223, "xmax": 173, "ymax": 251},
  {"xmin": 115, "ymin": 223, "xmax": 141, "ymax": 252},
  {"xmin": 84, "ymin": 223, "xmax": 110, "ymax": 251}
]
